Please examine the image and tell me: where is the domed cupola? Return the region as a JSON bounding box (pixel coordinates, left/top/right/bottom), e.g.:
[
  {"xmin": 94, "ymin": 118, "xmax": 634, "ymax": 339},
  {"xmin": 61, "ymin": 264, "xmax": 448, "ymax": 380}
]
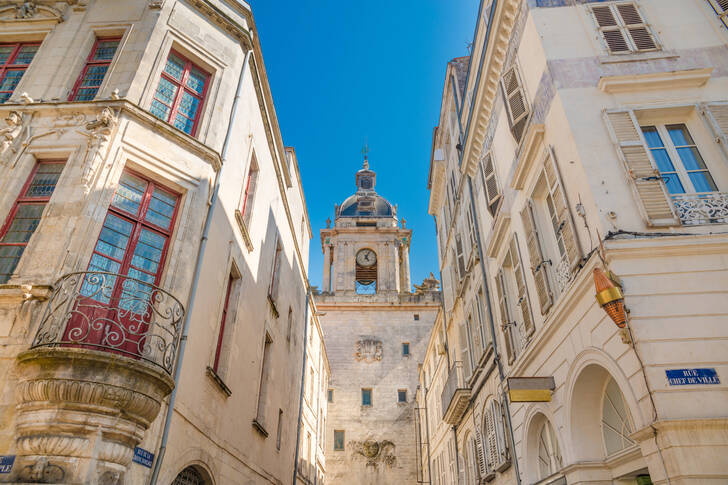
[{"xmin": 337, "ymin": 157, "xmax": 395, "ymax": 218}]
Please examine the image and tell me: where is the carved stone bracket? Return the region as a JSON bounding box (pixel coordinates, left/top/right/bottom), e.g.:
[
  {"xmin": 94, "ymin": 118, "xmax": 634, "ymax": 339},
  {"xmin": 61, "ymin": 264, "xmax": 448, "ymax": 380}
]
[
  {"xmin": 78, "ymin": 107, "xmax": 119, "ymax": 190},
  {"xmin": 0, "ymin": 110, "xmax": 32, "ymax": 165}
]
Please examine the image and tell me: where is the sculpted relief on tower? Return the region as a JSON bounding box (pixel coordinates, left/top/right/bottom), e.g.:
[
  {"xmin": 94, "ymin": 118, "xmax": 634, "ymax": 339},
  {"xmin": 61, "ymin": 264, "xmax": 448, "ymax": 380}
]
[{"xmin": 354, "ymin": 338, "xmax": 383, "ymax": 363}]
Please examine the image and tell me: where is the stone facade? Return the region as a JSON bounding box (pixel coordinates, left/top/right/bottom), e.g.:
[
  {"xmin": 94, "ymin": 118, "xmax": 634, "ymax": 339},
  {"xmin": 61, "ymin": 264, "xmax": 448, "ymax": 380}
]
[
  {"xmin": 423, "ymin": 1, "xmax": 728, "ymax": 485},
  {"xmin": 316, "ymin": 162, "xmax": 441, "ymax": 484},
  {"xmin": 0, "ymin": 1, "xmax": 313, "ymax": 484}
]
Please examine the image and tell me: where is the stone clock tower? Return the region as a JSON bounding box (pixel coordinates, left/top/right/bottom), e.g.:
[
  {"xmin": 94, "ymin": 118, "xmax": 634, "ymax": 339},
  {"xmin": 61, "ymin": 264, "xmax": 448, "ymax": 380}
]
[{"xmin": 316, "ymin": 157, "xmax": 441, "ymax": 485}]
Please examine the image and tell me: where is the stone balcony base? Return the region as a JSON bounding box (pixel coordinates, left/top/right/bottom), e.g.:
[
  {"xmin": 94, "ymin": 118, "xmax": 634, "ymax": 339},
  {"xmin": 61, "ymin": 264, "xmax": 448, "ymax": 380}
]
[{"xmin": 1, "ymin": 347, "xmax": 174, "ymax": 485}]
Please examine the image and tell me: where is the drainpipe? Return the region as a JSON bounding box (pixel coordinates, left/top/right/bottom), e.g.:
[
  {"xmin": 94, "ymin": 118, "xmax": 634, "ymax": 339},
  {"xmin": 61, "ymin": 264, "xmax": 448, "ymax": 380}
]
[
  {"xmin": 432, "ymin": 215, "xmax": 452, "ymax": 369},
  {"xmin": 423, "ymin": 386, "xmax": 433, "ymax": 484},
  {"xmin": 466, "ymin": 178, "xmax": 521, "ymax": 484},
  {"xmin": 292, "ymin": 286, "xmax": 312, "ymax": 485},
  {"xmin": 148, "ymin": 48, "xmax": 252, "ymax": 485}
]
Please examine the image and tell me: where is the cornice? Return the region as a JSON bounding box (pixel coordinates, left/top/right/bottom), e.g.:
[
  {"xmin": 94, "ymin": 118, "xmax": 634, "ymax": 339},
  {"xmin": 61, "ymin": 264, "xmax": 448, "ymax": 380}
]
[
  {"xmin": 184, "ymin": 0, "xmax": 253, "ymax": 49},
  {"xmin": 598, "ymin": 67, "xmax": 712, "ymax": 94},
  {"xmin": 604, "ymin": 232, "xmax": 728, "ymax": 259},
  {"xmin": 511, "ymin": 123, "xmax": 544, "ymax": 189}
]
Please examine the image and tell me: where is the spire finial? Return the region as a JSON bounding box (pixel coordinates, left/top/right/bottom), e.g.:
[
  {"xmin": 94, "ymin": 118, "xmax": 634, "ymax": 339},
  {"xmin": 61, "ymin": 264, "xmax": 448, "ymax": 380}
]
[{"xmin": 361, "ymin": 140, "xmax": 369, "ymax": 169}]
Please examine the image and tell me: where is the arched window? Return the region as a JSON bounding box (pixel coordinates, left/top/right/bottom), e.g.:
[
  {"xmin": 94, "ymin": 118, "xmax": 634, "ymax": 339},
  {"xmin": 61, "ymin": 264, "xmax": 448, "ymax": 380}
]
[
  {"xmin": 355, "ymin": 248, "xmax": 377, "ymax": 294},
  {"xmin": 537, "ymin": 420, "xmax": 562, "ymax": 479},
  {"xmin": 602, "ymin": 377, "xmax": 635, "ymax": 455},
  {"xmin": 172, "ymin": 466, "xmax": 207, "ymax": 485}
]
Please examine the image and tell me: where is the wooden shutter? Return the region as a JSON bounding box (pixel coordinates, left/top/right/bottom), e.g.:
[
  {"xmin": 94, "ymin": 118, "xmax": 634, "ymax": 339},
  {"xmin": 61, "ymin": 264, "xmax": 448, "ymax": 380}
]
[
  {"xmin": 467, "ymin": 205, "xmax": 477, "ymax": 249},
  {"xmin": 703, "ymin": 102, "xmax": 728, "ymax": 160},
  {"xmin": 474, "ymin": 425, "xmax": 488, "ymax": 477},
  {"xmin": 510, "ymin": 237, "xmax": 534, "ymax": 338},
  {"xmin": 456, "ymin": 234, "xmax": 466, "ymax": 277},
  {"xmin": 592, "ymin": 3, "xmax": 657, "ymax": 54},
  {"xmin": 616, "ymin": 3, "xmax": 657, "ymax": 51},
  {"xmin": 469, "ymin": 309, "xmax": 484, "ymax": 362},
  {"xmin": 495, "ymin": 399, "xmax": 510, "ymax": 463},
  {"xmin": 604, "ymin": 110, "xmax": 680, "ymax": 226},
  {"xmin": 708, "ymin": 0, "xmax": 728, "ymax": 28},
  {"xmin": 484, "ymin": 406, "xmax": 498, "ymax": 469},
  {"xmin": 481, "ymin": 152, "xmax": 501, "ymax": 216},
  {"xmin": 545, "ymin": 148, "xmax": 582, "ymax": 271},
  {"xmin": 495, "ymin": 269, "xmax": 514, "ymax": 364},
  {"xmin": 459, "ymin": 321, "xmax": 472, "ymax": 379},
  {"xmin": 520, "ymin": 200, "xmax": 553, "ymax": 314},
  {"xmin": 502, "ymin": 66, "xmax": 529, "ymax": 143},
  {"xmin": 592, "ymin": 4, "xmax": 630, "ymax": 53}
]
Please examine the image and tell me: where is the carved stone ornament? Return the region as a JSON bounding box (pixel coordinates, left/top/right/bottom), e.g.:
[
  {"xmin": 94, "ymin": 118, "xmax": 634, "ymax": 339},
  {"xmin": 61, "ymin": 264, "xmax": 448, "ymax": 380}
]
[
  {"xmin": 0, "ymin": 2, "xmax": 64, "ymax": 23},
  {"xmin": 351, "ymin": 439, "xmax": 396, "ymax": 467},
  {"xmin": 414, "ymin": 272, "xmax": 440, "ymax": 294},
  {"xmin": 15, "ymin": 2, "xmax": 36, "ymax": 18},
  {"xmin": 0, "ymin": 110, "xmax": 30, "ymax": 164},
  {"xmin": 354, "ymin": 338, "xmax": 383, "ymax": 363},
  {"xmin": 79, "ymin": 107, "xmax": 118, "ymax": 189}
]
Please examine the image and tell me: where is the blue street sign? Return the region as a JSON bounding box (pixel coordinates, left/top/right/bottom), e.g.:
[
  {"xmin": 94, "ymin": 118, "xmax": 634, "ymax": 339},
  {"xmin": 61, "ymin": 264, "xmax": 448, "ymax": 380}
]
[
  {"xmin": 0, "ymin": 455, "xmax": 15, "ymax": 474},
  {"xmin": 665, "ymin": 368, "xmax": 720, "ymax": 386},
  {"xmin": 132, "ymin": 447, "xmax": 154, "ymax": 468}
]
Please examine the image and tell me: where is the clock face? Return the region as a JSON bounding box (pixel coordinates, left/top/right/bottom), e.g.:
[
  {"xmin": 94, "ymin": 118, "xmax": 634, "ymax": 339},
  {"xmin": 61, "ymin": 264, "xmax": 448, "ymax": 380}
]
[{"xmin": 356, "ymin": 249, "xmax": 377, "ymax": 267}]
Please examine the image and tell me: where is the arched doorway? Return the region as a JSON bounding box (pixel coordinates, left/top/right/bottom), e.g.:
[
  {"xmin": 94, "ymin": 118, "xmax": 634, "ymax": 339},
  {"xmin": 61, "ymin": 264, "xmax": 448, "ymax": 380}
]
[{"xmin": 171, "ymin": 466, "xmax": 211, "ymax": 485}]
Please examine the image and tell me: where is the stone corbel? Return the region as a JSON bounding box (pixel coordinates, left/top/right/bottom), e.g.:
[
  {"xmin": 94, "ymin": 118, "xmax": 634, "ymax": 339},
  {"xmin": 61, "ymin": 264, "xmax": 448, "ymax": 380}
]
[
  {"xmin": 0, "ymin": 284, "xmax": 53, "ymax": 305},
  {"xmin": 0, "ymin": 110, "xmax": 32, "ymax": 165},
  {"xmin": 78, "ymin": 107, "xmax": 119, "ymax": 190}
]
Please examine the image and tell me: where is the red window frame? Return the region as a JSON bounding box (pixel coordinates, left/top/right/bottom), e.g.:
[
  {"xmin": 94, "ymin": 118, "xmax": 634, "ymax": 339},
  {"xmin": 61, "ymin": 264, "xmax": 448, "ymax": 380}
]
[
  {"xmin": 151, "ymin": 50, "xmax": 210, "ymax": 136},
  {"xmin": 213, "ymin": 273, "xmax": 235, "ymax": 372},
  {"xmin": 89, "ymin": 169, "xmax": 180, "ymax": 289},
  {"xmin": 0, "ymin": 160, "xmax": 65, "ymax": 283},
  {"xmin": 68, "ymin": 36, "xmax": 121, "ymax": 101},
  {"xmin": 0, "ymin": 42, "xmax": 40, "ymax": 102}
]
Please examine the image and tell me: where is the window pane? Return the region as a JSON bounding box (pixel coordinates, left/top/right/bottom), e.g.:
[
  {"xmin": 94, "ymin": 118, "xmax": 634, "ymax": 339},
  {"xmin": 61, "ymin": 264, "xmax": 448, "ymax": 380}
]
[
  {"xmin": 154, "ymin": 76, "xmax": 178, "ymax": 106},
  {"xmin": 362, "ymin": 389, "xmax": 372, "ymax": 406},
  {"xmin": 73, "ymin": 88, "xmax": 99, "ymax": 101},
  {"xmin": 93, "ymin": 40, "xmax": 119, "ymax": 61},
  {"xmin": 79, "ymin": 64, "xmax": 109, "ymax": 88},
  {"xmin": 164, "ymin": 53, "xmax": 185, "ymax": 81},
  {"xmin": 334, "ymin": 431, "xmax": 345, "ymax": 450},
  {"xmin": 145, "ymin": 188, "xmax": 176, "ymax": 229},
  {"xmin": 0, "ymin": 245, "xmax": 24, "ymax": 283},
  {"xmin": 150, "ymin": 99, "xmax": 171, "ymax": 121},
  {"xmin": 0, "ymin": 92, "xmax": 11, "ymax": 103},
  {"xmin": 641, "ymin": 126, "xmax": 663, "ymax": 148},
  {"xmin": 25, "ymin": 163, "xmax": 64, "ymax": 197},
  {"xmin": 186, "ymin": 66, "xmax": 206, "ymax": 95},
  {"xmin": 675, "ymin": 146, "xmax": 708, "ymax": 171},
  {"xmin": 14, "ymin": 45, "xmax": 38, "ymax": 65},
  {"xmin": 173, "ymin": 113, "xmax": 194, "ymax": 134},
  {"xmin": 112, "ymin": 173, "xmax": 147, "ymax": 215},
  {"xmin": 177, "ymin": 91, "xmax": 200, "ymax": 119},
  {"xmin": 130, "ymin": 228, "xmax": 166, "ymax": 274},
  {"xmin": 666, "ymin": 124, "xmax": 695, "ymax": 147},
  {"xmin": 688, "ymin": 172, "xmax": 718, "ymax": 193},
  {"xmin": 119, "ymin": 269, "xmax": 154, "ymax": 313},
  {"xmin": 0, "ymin": 204, "xmax": 45, "ymax": 243},
  {"xmin": 0, "ymin": 46, "xmax": 13, "ymax": 65},
  {"xmin": 650, "ymin": 148, "xmax": 677, "ymax": 173},
  {"xmin": 0, "ymin": 70, "xmax": 25, "ymax": 91},
  {"xmin": 95, "ymin": 214, "xmax": 133, "ymax": 260},
  {"xmin": 663, "ymin": 173, "xmax": 685, "ymax": 194},
  {"xmin": 82, "ymin": 254, "xmax": 121, "ymax": 302}
]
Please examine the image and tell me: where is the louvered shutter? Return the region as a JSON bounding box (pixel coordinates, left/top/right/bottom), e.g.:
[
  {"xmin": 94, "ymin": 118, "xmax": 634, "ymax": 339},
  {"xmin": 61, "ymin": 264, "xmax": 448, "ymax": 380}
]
[
  {"xmin": 474, "ymin": 424, "xmax": 488, "ymax": 477},
  {"xmin": 495, "ymin": 399, "xmax": 510, "ymax": 463},
  {"xmin": 520, "ymin": 201, "xmax": 553, "ymax": 314},
  {"xmin": 459, "ymin": 322, "xmax": 472, "ymax": 379},
  {"xmin": 469, "ymin": 310, "xmax": 484, "ymax": 362},
  {"xmin": 510, "ymin": 237, "xmax": 534, "ymax": 338},
  {"xmin": 604, "ymin": 110, "xmax": 680, "ymax": 226},
  {"xmin": 703, "ymin": 102, "xmax": 728, "ymax": 159},
  {"xmin": 467, "ymin": 205, "xmax": 477, "ymax": 249},
  {"xmin": 545, "ymin": 149, "xmax": 582, "ymax": 271},
  {"xmin": 592, "ymin": 4, "xmax": 630, "ymax": 53},
  {"xmin": 456, "ymin": 234, "xmax": 466, "ymax": 277},
  {"xmin": 502, "ymin": 66, "xmax": 529, "ymax": 143},
  {"xmin": 481, "ymin": 152, "xmax": 501, "ymax": 216},
  {"xmin": 484, "ymin": 406, "xmax": 498, "ymax": 470},
  {"xmin": 708, "ymin": 0, "xmax": 728, "ymax": 28},
  {"xmin": 616, "ymin": 3, "xmax": 657, "ymax": 51},
  {"xmin": 592, "ymin": 3, "xmax": 657, "ymax": 54},
  {"xmin": 495, "ymin": 269, "xmax": 514, "ymax": 364}
]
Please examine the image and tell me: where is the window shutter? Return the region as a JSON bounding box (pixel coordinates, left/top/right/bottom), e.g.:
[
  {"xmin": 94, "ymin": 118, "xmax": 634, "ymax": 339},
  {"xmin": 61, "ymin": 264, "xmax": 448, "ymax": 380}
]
[
  {"xmin": 615, "ymin": 3, "xmax": 657, "ymax": 51},
  {"xmin": 484, "ymin": 407, "xmax": 498, "ymax": 471},
  {"xmin": 469, "ymin": 310, "xmax": 484, "ymax": 362},
  {"xmin": 520, "ymin": 201, "xmax": 553, "ymax": 314},
  {"xmin": 474, "ymin": 425, "xmax": 488, "ymax": 477},
  {"xmin": 545, "ymin": 148, "xmax": 582, "ymax": 271},
  {"xmin": 459, "ymin": 321, "xmax": 472, "ymax": 379},
  {"xmin": 467, "ymin": 205, "xmax": 477, "ymax": 250},
  {"xmin": 604, "ymin": 110, "xmax": 680, "ymax": 226},
  {"xmin": 510, "ymin": 237, "xmax": 534, "ymax": 338},
  {"xmin": 708, "ymin": 0, "xmax": 728, "ymax": 28},
  {"xmin": 592, "ymin": 5, "xmax": 630, "ymax": 53},
  {"xmin": 456, "ymin": 234, "xmax": 466, "ymax": 277},
  {"xmin": 495, "ymin": 399, "xmax": 510, "ymax": 463},
  {"xmin": 495, "ymin": 269, "xmax": 514, "ymax": 364},
  {"xmin": 481, "ymin": 153, "xmax": 501, "ymax": 215},
  {"xmin": 501, "ymin": 66, "xmax": 529, "ymax": 143},
  {"xmin": 702, "ymin": 102, "xmax": 728, "ymax": 160}
]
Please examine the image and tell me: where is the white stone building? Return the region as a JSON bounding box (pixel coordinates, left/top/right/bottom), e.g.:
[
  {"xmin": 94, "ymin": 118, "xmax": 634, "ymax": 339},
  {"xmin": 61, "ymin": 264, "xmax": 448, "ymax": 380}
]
[
  {"xmin": 424, "ymin": 0, "xmax": 728, "ymax": 484},
  {"xmin": 315, "ymin": 160, "xmax": 441, "ymax": 484},
  {"xmin": 0, "ymin": 1, "xmax": 315, "ymax": 484}
]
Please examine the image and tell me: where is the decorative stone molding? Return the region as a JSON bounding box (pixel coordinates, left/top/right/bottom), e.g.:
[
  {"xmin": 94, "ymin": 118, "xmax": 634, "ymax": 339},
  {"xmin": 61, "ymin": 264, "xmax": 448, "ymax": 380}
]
[
  {"xmin": 351, "ymin": 439, "xmax": 396, "ymax": 467},
  {"xmin": 8, "ymin": 347, "xmax": 174, "ymax": 484},
  {"xmin": 0, "ymin": 2, "xmax": 63, "ymax": 23},
  {"xmin": 598, "ymin": 68, "xmax": 712, "ymax": 93},
  {"xmin": 0, "ymin": 110, "xmax": 32, "ymax": 165},
  {"xmin": 79, "ymin": 107, "xmax": 118, "ymax": 189},
  {"xmin": 354, "ymin": 338, "xmax": 383, "ymax": 363}
]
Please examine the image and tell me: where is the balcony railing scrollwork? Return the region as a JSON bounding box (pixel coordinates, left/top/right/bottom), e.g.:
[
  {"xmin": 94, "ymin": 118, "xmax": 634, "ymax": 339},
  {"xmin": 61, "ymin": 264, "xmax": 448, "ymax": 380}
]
[
  {"xmin": 671, "ymin": 192, "xmax": 728, "ymax": 226},
  {"xmin": 31, "ymin": 271, "xmax": 185, "ymax": 375}
]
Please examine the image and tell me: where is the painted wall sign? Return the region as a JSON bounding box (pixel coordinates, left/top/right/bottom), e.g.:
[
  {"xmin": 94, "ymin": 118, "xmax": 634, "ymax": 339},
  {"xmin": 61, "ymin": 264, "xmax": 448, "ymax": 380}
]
[
  {"xmin": 132, "ymin": 447, "xmax": 154, "ymax": 468},
  {"xmin": 0, "ymin": 455, "xmax": 15, "ymax": 474},
  {"xmin": 665, "ymin": 368, "xmax": 720, "ymax": 386}
]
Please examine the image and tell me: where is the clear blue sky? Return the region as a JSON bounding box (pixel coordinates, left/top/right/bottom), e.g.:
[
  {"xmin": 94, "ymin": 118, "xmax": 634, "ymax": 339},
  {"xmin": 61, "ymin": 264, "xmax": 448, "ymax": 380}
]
[{"xmin": 251, "ymin": 1, "xmax": 479, "ymax": 289}]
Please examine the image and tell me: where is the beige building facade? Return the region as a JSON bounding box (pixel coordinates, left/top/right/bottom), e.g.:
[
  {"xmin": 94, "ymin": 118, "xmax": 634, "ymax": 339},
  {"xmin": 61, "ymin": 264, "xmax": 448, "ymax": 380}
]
[
  {"xmin": 424, "ymin": 1, "xmax": 728, "ymax": 485},
  {"xmin": 315, "ymin": 161, "xmax": 441, "ymax": 484},
  {"xmin": 0, "ymin": 1, "xmax": 316, "ymax": 484}
]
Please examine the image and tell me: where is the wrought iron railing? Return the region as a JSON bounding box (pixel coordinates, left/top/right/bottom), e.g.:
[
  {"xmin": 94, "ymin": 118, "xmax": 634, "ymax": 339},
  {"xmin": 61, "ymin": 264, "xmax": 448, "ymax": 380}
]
[
  {"xmin": 441, "ymin": 361, "xmax": 468, "ymax": 419},
  {"xmin": 672, "ymin": 192, "xmax": 728, "ymax": 226},
  {"xmin": 31, "ymin": 271, "xmax": 185, "ymax": 375}
]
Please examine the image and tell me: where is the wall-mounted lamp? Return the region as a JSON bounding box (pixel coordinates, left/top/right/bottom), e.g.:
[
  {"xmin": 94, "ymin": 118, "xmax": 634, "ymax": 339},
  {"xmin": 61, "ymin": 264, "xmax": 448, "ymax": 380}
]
[{"xmin": 594, "ymin": 267, "xmax": 626, "ymax": 329}]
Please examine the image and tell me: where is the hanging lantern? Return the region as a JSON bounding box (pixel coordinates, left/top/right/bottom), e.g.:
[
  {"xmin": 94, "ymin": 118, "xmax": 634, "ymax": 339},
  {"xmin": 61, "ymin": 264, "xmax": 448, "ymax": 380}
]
[{"xmin": 594, "ymin": 267, "xmax": 626, "ymax": 328}]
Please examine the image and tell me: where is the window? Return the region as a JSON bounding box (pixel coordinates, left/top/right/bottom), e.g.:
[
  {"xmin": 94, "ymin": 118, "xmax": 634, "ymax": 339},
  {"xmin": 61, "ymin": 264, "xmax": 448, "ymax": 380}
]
[
  {"xmin": 591, "ymin": 2, "xmax": 657, "ymax": 54},
  {"xmin": 641, "ymin": 124, "xmax": 717, "ymax": 195},
  {"xmin": 240, "ymin": 155, "xmax": 259, "ymax": 227},
  {"xmin": 0, "ymin": 161, "xmax": 64, "ymax": 283},
  {"xmin": 459, "ymin": 321, "xmax": 473, "ymax": 380},
  {"xmin": 276, "ymin": 409, "xmax": 283, "ymax": 450},
  {"xmin": 171, "ymin": 467, "xmax": 207, "ymax": 485},
  {"xmin": 707, "ymin": 0, "xmax": 728, "ymax": 28},
  {"xmin": 602, "ymin": 377, "xmax": 635, "ymax": 455},
  {"xmin": 286, "ymin": 307, "xmax": 293, "ymax": 342},
  {"xmin": 269, "ymin": 236, "xmax": 282, "ymax": 301},
  {"xmin": 402, "ymin": 342, "xmax": 410, "ymax": 356},
  {"xmin": 455, "ymin": 233, "xmax": 466, "ymax": 278},
  {"xmin": 397, "ymin": 389, "xmax": 407, "ymax": 403},
  {"xmin": 480, "ymin": 152, "xmax": 501, "ymax": 216},
  {"xmin": 537, "ymin": 420, "xmax": 562, "ymax": 480},
  {"xmin": 414, "ymin": 313, "xmax": 420, "ymax": 321},
  {"xmin": 483, "ymin": 399, "xmax": 509, "ymax": 471},
  {"xmin": 466, "ymin": 435, "xmax": 479, "ymax": 484},
  {"xmin": 361, "ymin": 388, "xmax": 372, "ymax": 407},
  {"xmin": 150, "ymin": 51, "xmax": 210, "ymax": 136},
  {"xmin": 255, "ymin": 332, "xmax": 273, "ymax": 432},
  {"xmin": 212, "ymin": 272, "xmax": 238, "ymax": 374},
  {"xmin": 327, "ymin": 388, "xmax": 333, "ymax": 403},
  {"xmin": 501, "ymin": 65, "xmax": 529, "ymax": 143},
  {"xmin": 69, "ymin": 37, "xmax": 120, "ymax": 101},
  {"xmin": 334, "ymin": 430, "xmax": 345, "ymax": 451},
  {"xmin": 308, "ymin": 366, "xmax": 315, "ymax": 404},
  {"xmin": 0, "ymin": 43, "xmax": 39, "ymax": 103}
]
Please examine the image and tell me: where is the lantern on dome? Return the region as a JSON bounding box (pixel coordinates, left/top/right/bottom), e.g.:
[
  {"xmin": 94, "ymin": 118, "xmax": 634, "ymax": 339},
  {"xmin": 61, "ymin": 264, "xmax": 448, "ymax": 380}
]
[{"xmin": 594, "ymin": 267, "xmax": 626, "ymax": 328}]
